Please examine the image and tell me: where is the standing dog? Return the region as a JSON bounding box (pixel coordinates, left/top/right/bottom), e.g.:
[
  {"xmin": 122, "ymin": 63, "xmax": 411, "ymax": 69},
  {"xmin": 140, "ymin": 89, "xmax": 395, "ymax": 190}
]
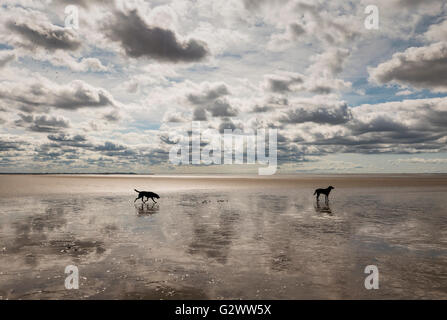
[
  {"xmin": 314, "ymin": 186, "xmax": 334, "ymax": 202},
  {"xmin": 134, "ymin": 189, "xmax": 160, "ymax": 203}
]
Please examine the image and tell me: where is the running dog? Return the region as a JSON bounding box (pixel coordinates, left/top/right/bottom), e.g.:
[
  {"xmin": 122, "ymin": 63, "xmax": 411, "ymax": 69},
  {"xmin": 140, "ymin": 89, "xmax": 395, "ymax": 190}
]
[
  {"xmin": 134, "ymin": 189, "xmax": 160, "ymax": 203},
  {"xmin": 313, "ymin": 186, "xmax": 334, "ymax": 202}
]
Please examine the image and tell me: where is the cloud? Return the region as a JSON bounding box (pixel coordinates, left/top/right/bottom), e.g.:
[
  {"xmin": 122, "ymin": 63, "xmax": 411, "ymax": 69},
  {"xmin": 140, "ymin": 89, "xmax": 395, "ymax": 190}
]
[
  {"xmin": 279, "ymin": 101, "xmax": 352, "ymax": 125},
  {"xmin": 94, "ymin": 141, "xmax": 126, "ymax": 152},
  {"xmin": 397, "ymin": 0, "xmax": 443, "ymax": 9},
  {"xmin": 193, "ymin": 106, "xmax": 208, "ymax": 121},
  {"xmin": 37, "ymin": 135, "xmax": 137, "ymax": 162},
  {"xmin": 218, "ymin": 118, "xmax": 243, "ymax": 133},
  {"xmin": 187, "ymin": 82, "xmax": 230, "ymax": 104},
  {"xmin": 392, "ymin": 157, "xmax": 447, "ymax": 164},
  {"xmin": 288, "ymin": 22, "xmax": 306, "ymax": 38},
  {"xmin": 0, "ymin": 78, "xmax": 117, "ymax": 110},
  {"xmin": 1, "ymin": 0, "xmax": 447, "ymax": 173},
  {"xmin": 207, "ymin": 99, "xmax": 239, "ymax": 117},
  {"xmin": 6, "ymin": 18, "xmax": 81, "ymax": 51},
  {"xmin": 93, "ymin": 141, "xmax": 137, "ymax": 158},
  {"xmin": 294, "ymin": 2, "xmax": 358, "ymax": 44},
  {"xmin": 163, "ymin": 111, "xmax": 188, "ymax": 123},
  {"xmin": 102, "ymin": 110, "xmax": 121, "ymax": 122},
  {"xmin": 47, "ymin": 133, "xmax": 87, "ymax": 143},
  {"xmin": 263, "ymin": 69, "xmax": 351, "ymax": 95},
  {"xmin": 47, "ymin": 133, "xmax": 92, "ymax": 148},
  {"xmin": 0, "ymin": 137, "xmax": 27, "ymax": 151},
  {"xmin": 264, "ymin": 72, "xmax": 304, "ymax": 93},
  {"xmin": 187, "ymin": 82, "xmax": 238, "ymax": 118},
  {"xmin": 0, "ymin": 50, "xmax": 16, "ymax": 68},
  {"xmin": 251, "ymin": 105, "xmax": 274, "ymax": 113},
  {"xmin": 396, "ymin": 89, "xmax": 414, "ymax": 96},
  {"xmin": 242, "ymin": 0, "xmax": 289, "ymax": 11},
  {"xmin": 29, "ymin": 50, "xmax": 108, "ymax": 72},
  {"xmin": 424, "ymin": 20, "xmax": 447, "ymax": 42},
  {"xmin": 53, "ymin": 0, "xmax": 108, "ymax": 8},
  {"xmin": 267, "ymin": 22, "xmax": 306, "ymax": 50},
  {"xmin": 369, "ymin": 42, "xmax": 447, "ymax": 92},
  {"xmin": 267, "ymin": 1, "xmax": 359, "ymax": 48},
  {"xmin": 308, "ymin": 48, "xmax": 350, "ymax": 77},
  {"xmin": 301, "ymin": 97, "xmax": 447, "ymax": 154},
  {"xmin": 103, "ymin": 9, "xmax": 209, "ymax": 63},
  {"xmin": 15, "ymin": 113, "xmax": 70, "ymax": 132}
]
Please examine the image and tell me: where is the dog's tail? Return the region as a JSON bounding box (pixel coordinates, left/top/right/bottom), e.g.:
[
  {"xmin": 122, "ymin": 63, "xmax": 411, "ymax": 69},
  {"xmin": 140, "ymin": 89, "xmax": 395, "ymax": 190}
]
[{"xmin": 134, "ymin": 189, "xmax": 140, "ymax": 193}]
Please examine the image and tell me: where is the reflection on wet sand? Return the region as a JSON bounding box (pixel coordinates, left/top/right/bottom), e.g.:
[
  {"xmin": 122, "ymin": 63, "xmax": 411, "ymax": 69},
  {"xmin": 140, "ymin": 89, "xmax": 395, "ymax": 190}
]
[
  {"xmin": 0, "ymin": 175, "xmax": 447, "ymax": 299},
  {"xmin": 187, "ymin": 201, "xmax": 239, "ymax": 264},
  {"xmin": 135, "ymin": 203, "xmax": 160, "ymax": 215},
  {"xmin": 315, "ymin": 201, "xmax": 333, "ymax": 215}
]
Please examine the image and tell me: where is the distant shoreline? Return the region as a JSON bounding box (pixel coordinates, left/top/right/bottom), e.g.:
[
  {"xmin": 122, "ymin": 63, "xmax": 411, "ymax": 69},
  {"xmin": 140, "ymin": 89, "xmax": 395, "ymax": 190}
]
[
  {"xmin": 1, "ymin": 172, "xmax": 447, "ymax": 176},
  {"xmin": 0, "ymin": 172, "xmax": 149, "ymax": 175}
]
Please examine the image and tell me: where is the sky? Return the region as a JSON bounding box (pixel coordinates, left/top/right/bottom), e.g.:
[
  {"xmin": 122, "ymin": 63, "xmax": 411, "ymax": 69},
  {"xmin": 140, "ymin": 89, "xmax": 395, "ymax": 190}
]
[{"xmin": 0, "ymin": 0, "xmax": 447, "ymax": 174}]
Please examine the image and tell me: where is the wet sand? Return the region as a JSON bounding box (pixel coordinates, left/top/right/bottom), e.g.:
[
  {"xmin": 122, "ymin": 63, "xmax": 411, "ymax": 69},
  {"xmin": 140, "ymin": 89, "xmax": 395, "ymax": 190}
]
[{"xmin": 0, "ymin": 174, "xmax": 446, "ymax": 299}]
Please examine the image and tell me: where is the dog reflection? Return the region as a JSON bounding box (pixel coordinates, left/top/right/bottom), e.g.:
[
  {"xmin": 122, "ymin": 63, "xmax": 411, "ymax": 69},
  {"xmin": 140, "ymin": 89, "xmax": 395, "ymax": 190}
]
[
  {"xmin": 314, "ymin": 201, "xmax": 333, "ymax": 215},
  {"xmin": 135, "ymin": 202, "xmax": 159, "ymax": 215}
]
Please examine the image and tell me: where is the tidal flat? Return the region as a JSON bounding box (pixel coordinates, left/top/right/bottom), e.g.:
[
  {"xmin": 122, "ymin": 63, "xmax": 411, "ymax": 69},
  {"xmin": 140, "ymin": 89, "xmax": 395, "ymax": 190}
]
[{"xmin": 0, "ymin": 174, "xmax": 446, "ymax": 299}]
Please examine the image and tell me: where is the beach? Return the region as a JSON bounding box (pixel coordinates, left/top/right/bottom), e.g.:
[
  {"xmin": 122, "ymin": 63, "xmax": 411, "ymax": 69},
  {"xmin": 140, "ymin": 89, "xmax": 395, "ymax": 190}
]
[{"xmin": 0, "ymin": 174, "xmax": 446, "ymax": 299}]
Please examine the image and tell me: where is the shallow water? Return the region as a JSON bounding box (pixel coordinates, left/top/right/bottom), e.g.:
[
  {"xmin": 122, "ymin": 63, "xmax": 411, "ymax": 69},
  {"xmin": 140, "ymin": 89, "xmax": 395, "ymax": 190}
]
[{"xmin": 0, "ymin": 175, "xmax": 446, "ymax": 299}]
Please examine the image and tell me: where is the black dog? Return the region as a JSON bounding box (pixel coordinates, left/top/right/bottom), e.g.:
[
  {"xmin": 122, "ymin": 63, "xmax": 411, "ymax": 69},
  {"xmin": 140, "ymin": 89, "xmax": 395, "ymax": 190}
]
[
  {"xmin": 134, "ymin": 189, "xmax": 160, "ymax": 204},
  {"xmin": 313, "ymin": 186, "xmax": 334, "ymax": 202}
]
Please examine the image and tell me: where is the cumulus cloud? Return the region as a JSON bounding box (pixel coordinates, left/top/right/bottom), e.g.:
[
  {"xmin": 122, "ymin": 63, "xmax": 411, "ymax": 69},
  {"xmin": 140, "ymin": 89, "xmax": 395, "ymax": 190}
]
[
  {"xmin": 53, "ymin": 0, "xmax": 108, "ymax": 8},
  {"xmin": 28, "ymin": 50, "xmax": 108, "ymax": 72},
  {"xmin": 264, "ymin": 72, "xmax": 304, "ymax": 93},
  {"xmin": 0, "ymin": 50, "xmax": 16, "ymax": 68},
  {"xmin": 186, "ymin": 82, "xmax": 238, "ymax": 119},
  {"xmin": 1, "ymin": 0, "xmax": 446, "ymax": 173},
  {"xmin": 242, "ymin": 0, "xmax": 289, "ymax": 11},
  {"xmin": 424, "ymin": 20, "xmax": 447, "ymax": 42},
  {"xmin": 14, "ymin": 113, "xmax": 70, "ymax": 132},
  {"xmin": 308, "ymin": 48, "xmax": 350, "ymax": 78},
  {"xmin": 261, "ymin": 48, "xmax": 352, "ymax": 98},
  {"xmin": 193, "ymin": 106, "xmax": 208, "ymax": 121},
  {"xmin": 5, "ymin": 17, "xmax": 81, "ymax": 51},
  {"xmin": 102, "ymin": 110, "xmax": 121, "ymax": 122},
  {"xmin": 396, "ymin": 89, "xmax": 414, "ymax": 96},
  {"xmin": 267, "ymin": 1, "xmax": 359, "ymax": 49},
  {"xmin": 187, "ymin": 82, "xmax": 230, "ymax": 104},
  {"xmin": 0, "ymin": 78, "xmax": 117, "ymax": 110},
  {"xmin": 369, "ymin": 42, "xmax": 447, "ymax": 92},
  {"xmin": 218, "ymin": 117, "xmax": 243, "ymax": 133},
  {"xmin": 47, "ymin": 133, "xmax": 87, "ymax": 143},
  {"xmin": 279, "ymin": 101, "xmax": 352, "ymax": 125},
  {"xmin": 103, "ymin": 9, "xmax": 209, "ymax": 63},
  {"xmin": 397, "ymin": 0, "xmax": 443, "ymax": 9},
  {"xmin": 94, "ymin": 141, "xmax": 126, "ymax": 152},
  {"xmin": 294, "ymin": 2, "xmax": 358, "ymax": 44},
  {"xmin": 301, "ymin": 97, "xmax": 447, "ymax": 155},
  {"xmin": 0, "ymin": 137, "xmax": 28, "ymax": 151},
  {"xmin": 249, "ymin": 96, "xmax": 289, "ymax": 113},
  {"xmin": 264, "ymin": 68, "xmax": 351, "ymax": 95},
  {"xmin": 163, "ymin": 110, "xmax": 188, "ymax": 123},
  {"xmin": 207, "ymin": 99, "xmax": 238, "ymax": 117}
]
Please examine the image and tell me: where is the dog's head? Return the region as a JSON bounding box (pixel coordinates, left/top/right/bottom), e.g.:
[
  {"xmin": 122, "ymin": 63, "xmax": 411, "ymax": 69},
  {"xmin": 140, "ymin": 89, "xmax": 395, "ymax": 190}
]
[
  {"xmin": 328, "ymin": 186, "xmax": 334, "ymax": 190},
  {"xmin": 154, "ymin": 193, "xmax": 160, "ymax": 199}
]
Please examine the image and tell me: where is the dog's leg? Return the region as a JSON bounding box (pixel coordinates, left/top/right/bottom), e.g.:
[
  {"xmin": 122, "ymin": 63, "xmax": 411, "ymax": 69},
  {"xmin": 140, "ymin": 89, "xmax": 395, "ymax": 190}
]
[
  {"xmin": 151, "ymin": 197, "xmax": 157, "ymax": 203},
  {"xmin": 134, "ymin": 196, "xmax": 140, "ymax": 203}
]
